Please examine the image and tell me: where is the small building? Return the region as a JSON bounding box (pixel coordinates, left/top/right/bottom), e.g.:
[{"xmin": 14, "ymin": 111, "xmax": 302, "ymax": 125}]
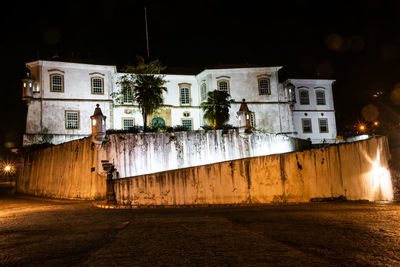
[{"xmin": 21, "ymin": 59, "xmax": 337, "ymax": 146}]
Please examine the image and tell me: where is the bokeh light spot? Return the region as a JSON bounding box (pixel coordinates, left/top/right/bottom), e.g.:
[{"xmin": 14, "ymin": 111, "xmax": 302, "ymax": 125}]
[
  {"xmin": 390, "ymin": 83, "xmax": 400, "ymax": 105},
  {"xmin": 325, "ymin": 33, "xmax": 342, "ymax": 51},
  {"xmin": 361, "ymin": 104, "xmax": 379, "ymax": 121},
  {"xmin": 316, "ymin": 62, "xmax": 334, "ymax": 78},
  {"xmin": 44, "ymin": 28, "xmax": 61, "ymax": 45},
  {"xmin": 380, "ymin": 44, "xmax": 398, "ymax": 61}
]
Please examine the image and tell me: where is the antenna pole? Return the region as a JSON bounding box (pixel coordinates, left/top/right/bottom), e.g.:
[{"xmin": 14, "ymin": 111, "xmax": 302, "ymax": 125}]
[{"xmin": 144, "ymin": 6, "xmax": 150, "ymax": 59}]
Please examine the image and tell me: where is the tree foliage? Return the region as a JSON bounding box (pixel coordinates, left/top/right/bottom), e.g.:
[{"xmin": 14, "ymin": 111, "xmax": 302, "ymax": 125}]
[
  {"xmin": 113, "ymin": 57, "xmax": 167, "ymax": 130},
  {"xmin": 200, "ymin": 90, "xmax": 231, "ymax": 129}
]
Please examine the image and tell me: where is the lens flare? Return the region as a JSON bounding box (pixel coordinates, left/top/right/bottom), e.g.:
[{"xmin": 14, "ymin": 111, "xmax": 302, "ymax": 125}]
[
  {"xmin": 363, "ymin": 149, "xmax": 393, "ymax": 201},
  {"xmin": 0, "ymin": 162, "xmax": 16, "ymax": 175}
]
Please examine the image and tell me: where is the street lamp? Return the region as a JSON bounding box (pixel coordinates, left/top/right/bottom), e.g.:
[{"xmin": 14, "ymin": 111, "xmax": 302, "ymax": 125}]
[
  {"xmin": 90, "ymin": 104, "xmax": 107, "ymax": 144},
  {"xmin": 4, "ymin": 165, "xmax": 11, "ymax": 172}
]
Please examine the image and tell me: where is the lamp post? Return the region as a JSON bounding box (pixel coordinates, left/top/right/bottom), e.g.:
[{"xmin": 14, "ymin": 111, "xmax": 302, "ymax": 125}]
[
  {"xmin": 237, "ymin": 99, "xmax": 252, "ymax": 133},
  {"xmin": 90, "ymin": 104, "xmax": 107, "ymax": 144},
  {"xmin": 21, "ymin": 72, "xmax": 34, "ymax": 100},
  {"xmin": 102, "ymin": 160, "xmax": 116, "ymax": 205}
]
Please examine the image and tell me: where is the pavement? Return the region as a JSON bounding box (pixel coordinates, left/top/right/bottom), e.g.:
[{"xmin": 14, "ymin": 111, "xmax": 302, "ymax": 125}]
[{"xmin": 2, "ymin": 182, "xmax": 400, "ymax": 266}]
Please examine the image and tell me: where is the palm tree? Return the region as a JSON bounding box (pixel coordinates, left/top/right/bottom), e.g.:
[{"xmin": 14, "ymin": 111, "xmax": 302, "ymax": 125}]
[
  {"xmin": 117, "ymin": 57, "xmax": 167, "ymax": 130},
  {"xmin": 201, "ymin": 90, "xmax": 231, "ymax": 129}
]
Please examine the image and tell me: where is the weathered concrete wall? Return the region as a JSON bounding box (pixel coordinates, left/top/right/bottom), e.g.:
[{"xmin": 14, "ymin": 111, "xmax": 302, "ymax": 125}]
[
  {"xmin": 16, "ymin": 138, "xmax": 106, "ymax": 200},
  {"xmin": 100, "ymin": 130, "xmax": 310, "ymax": 177},
  {"xmin": 16, "ymin": 130, "xmax": 308, "ymax": 200},
  {"xmin": 114, "ymin": 136, "xmax": 393, "ymax": 205}
]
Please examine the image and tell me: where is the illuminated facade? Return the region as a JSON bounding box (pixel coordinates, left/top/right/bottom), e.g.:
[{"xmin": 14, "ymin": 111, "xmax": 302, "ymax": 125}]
[{"xmin": 22, "ymin": 60, "xmax": 337, "ymax": 146}]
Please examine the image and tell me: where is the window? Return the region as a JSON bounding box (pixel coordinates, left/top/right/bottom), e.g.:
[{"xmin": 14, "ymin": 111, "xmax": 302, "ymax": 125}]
[
  {"xmin": 316, "ymin": 91, "xmax": 326, "ymax": 105},
  {"xmin": 91, "ymin": 77, "xmax": 104, "ymax": 94},
  {"xmin": 299, "ymin": 90, "xmax": 309, "ymax": 105},
  {"xmin": 258, "ymin": 78, "xmax": 270, "ymax": 95},
  {"xmin": 50, "ymin": 74, "xmax": 64, "ymax": 92},
  {"xmin": 319, "ymin": 118, "xmax": 329, "ymax": 133},
  {"xmin": 152, "ymin": 117, "xmax": 165, "ymax": 128},
  {"xmin": 217, "ymin": 80, "xmax": 230, "ymax": 93},
  {"xmin": 182, "ymin": 119, "xmax": 192, "ymax": 130},
  {"xmin": 201, "ymin": 83, "xmax": 207, "ymax": 101},
  {"xmin": 122, "ymin": 118, "xmax": 135, "ymax": 130},
  {"xmin": 250, "ymin": 112, "xmax": 256, "ymax": 128},
  {"xmin": 65, "ymin": 111, "xmax": 79, "ymax": 129},
  {"xmin": 179, "ymin": 83, "xmax": 191, "ymax": 105},
  {"xmin": 302, "ymin": 118, "xmax": 312, "ymax": 133},
  {"xmin": 122, "ymin": 85, "xmax": 133, "ymax": 104},
  {"xmin": 183, "ymin": 111, "xmax": 190, "ymax": 117}
]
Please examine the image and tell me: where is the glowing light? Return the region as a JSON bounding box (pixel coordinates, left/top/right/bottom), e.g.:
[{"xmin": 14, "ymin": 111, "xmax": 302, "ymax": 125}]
[
  {"xmin": 371, "ymin": 160, "xmax": 393, "ymax": 201},
  {"xmin": 374, "ymin": 121, "xmax": 379, "ymax": 126},
  {"xmin": 92, "ymin": 119, "xmax": 97, "ymax": 126},
  {"xmin": 364, "ymin": 150, "xmax": 394, "ymax": 201},
  {"xmin": 355, "ymin": 120, "xmax": 368, "ymax": 133},
  {"xmin": 0, "ymin": 162, "xmax": 16, "ymax": 175}
]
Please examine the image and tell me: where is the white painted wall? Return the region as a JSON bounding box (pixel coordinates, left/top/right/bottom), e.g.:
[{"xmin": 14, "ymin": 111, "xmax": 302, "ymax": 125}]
[
  {"xmin": 23, "ymin": 61, "xmax": 337, "ymax": 146},
  {"xmin": 292, "ymin": 111, "xmax": 337, "ymax": 143},
  {"xmin": 286, "ymin": 79, "xmax": 337, "ymax": 143},
  {"xmin": 24, "ymin": 60, "xmax": 115, "ymax": 145},
  {"xmin": 99, "ymin": 130, "xmax": 310, "ymax": 178}
]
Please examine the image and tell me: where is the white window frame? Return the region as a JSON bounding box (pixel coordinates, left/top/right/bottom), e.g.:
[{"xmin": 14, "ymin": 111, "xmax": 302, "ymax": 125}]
[
  {"xmin": 122, "ymin": 118, "xmax": 135, "ymax": 130},
  {"xmin": 122, "ymin": 84, "xmax": 133, "ymax": 104},
  {"xmin": 181, "ymin": 118, "xmax": 193, "ymax": 130},
  {"xmin": 250, "ymin": 112, "xmax": 256, "ymax": 128},
  {"xmin": 200, "ymin": 82, "xmax": 207, "ymax": 101},
  {"xmin": 179, "ymin": 83, "xmax": 191, "ymax": 106},
  {"xmin": 65, "ymin": 111, "xmax": 80, "ymax": 129}
]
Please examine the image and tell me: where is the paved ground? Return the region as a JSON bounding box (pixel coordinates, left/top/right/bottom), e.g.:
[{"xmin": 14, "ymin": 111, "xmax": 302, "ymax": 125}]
[{"xmin": 1, "ymin": 183, "xmax": 400, "ymax": 266}]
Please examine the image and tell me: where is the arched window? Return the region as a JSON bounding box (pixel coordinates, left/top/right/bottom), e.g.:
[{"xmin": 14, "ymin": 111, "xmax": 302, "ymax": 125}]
[
  {"xmin": 50, "ymin": 74, "xmax": 64, "ymax": 92},
  {"xmin": 152, "ymin": 117, "xmax": 165, "ymax": 128},
  {"xmin": 200, "ymin": 83, "xmax": 207, "ymax": 101},
  {"xmin": 91, "ymin": 77, "xmax": 104, "ymax": 95},
  {"xmin": 122, "ymin": 84, "xmax": 133, "ymax": 104},
  {"xmin": 179, "ymin": 83, "xmax": 191, "ymax": 105},
  {"xmin": 258, "ymin": 78, "xmax": 270, "ymax": 95},
  {"xmin": 299, "ymin": 89, "xmax": 310, "ymax": 105},
  {"xmin": 316, "ymin": 90, "xmax": 326, "ymax": 105}
]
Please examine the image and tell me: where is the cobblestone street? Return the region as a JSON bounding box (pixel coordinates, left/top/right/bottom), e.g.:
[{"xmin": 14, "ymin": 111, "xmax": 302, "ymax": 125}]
[{"xmin": 1, "ymin": 183, "xmax": 400, "ymax": 266}]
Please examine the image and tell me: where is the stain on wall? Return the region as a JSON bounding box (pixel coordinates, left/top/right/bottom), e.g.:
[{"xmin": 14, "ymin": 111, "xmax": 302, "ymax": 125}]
[{"xmin": 113, "ymin": 136, "xmax": 393, "ymax": 205}]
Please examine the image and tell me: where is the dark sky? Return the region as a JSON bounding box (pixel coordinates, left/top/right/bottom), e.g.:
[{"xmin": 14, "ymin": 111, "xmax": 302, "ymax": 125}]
[{"xmin": 2, "ymin": 0, "xmax": 400, "ymax": 149}]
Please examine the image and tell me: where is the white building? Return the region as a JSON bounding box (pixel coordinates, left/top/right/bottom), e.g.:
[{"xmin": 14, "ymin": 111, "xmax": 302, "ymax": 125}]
[{"xmin": 21, "ymin": 60, "xmax": 337, "ymax": 146}]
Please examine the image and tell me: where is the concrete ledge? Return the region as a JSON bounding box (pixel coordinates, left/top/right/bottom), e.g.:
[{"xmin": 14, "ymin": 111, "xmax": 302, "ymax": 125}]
[{"xmin": 92, "ymin": 201, "xmax": 332, "ymax": 209}]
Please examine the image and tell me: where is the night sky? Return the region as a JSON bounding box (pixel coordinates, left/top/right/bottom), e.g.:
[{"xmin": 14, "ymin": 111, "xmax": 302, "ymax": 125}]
[{"xmin": 1, "ymin": 0, "xmax": 400, "ymax": 150}]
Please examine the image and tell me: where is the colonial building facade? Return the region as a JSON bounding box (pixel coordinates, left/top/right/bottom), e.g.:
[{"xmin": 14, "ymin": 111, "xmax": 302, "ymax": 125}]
[{"xmin": 22, "ymin": 60, "xmax": 337, "ymax": 146}]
